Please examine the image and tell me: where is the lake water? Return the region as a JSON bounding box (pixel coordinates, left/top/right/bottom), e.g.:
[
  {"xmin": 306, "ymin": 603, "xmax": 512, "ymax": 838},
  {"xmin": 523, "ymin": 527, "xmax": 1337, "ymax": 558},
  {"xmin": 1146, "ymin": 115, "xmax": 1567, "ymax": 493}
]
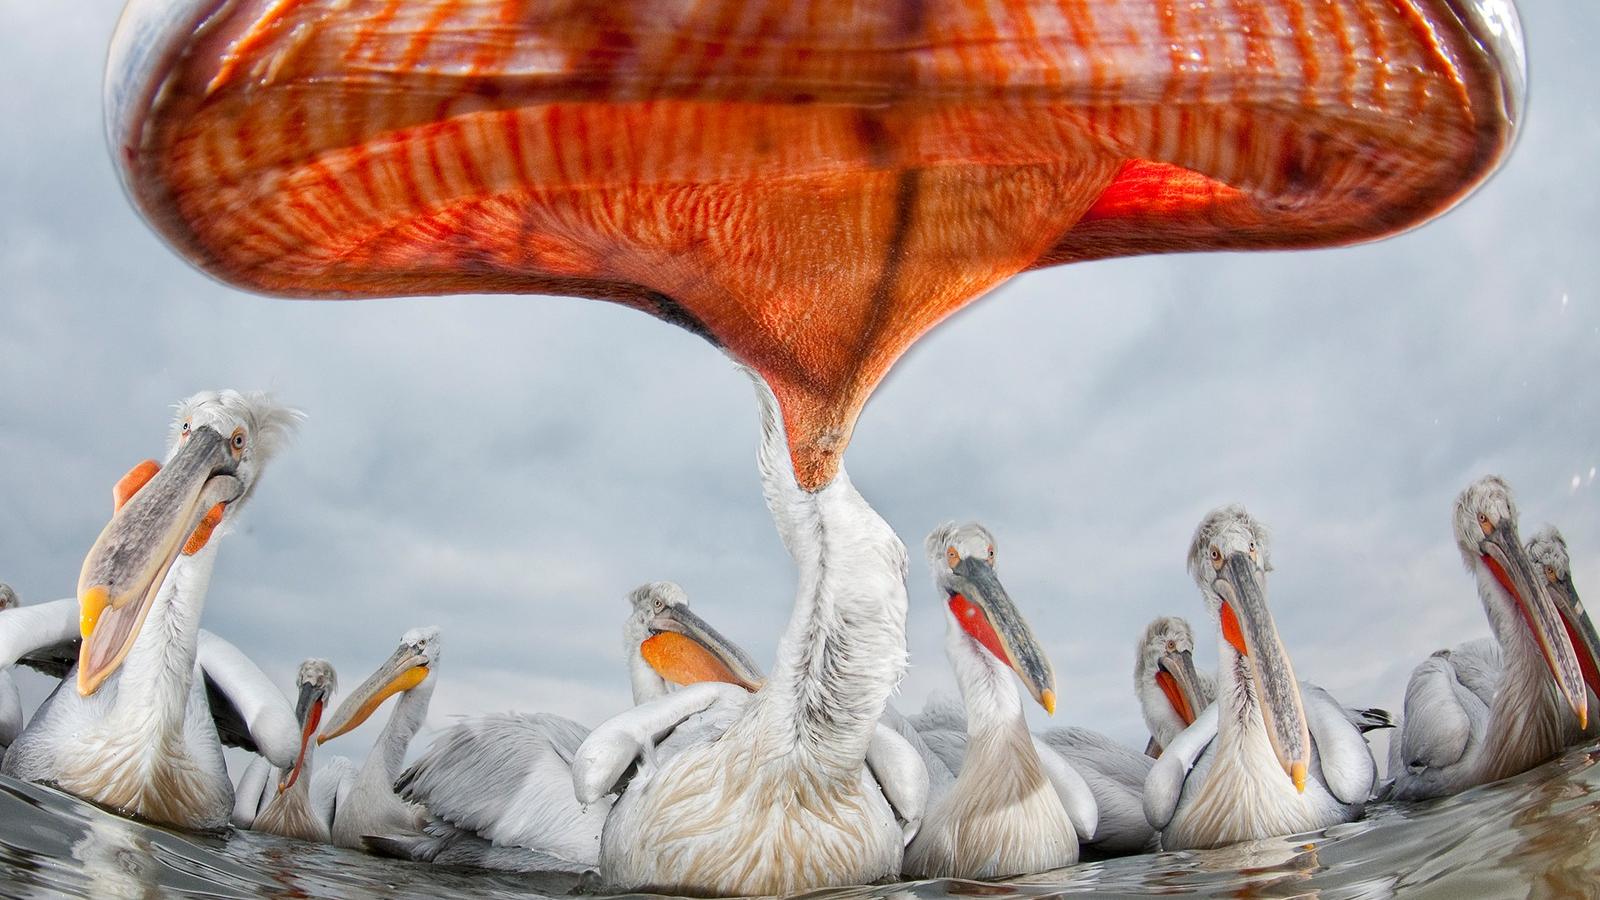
[{"xmin": 0, "ymin": 742, "xmax": 1595, "ymax": 899}]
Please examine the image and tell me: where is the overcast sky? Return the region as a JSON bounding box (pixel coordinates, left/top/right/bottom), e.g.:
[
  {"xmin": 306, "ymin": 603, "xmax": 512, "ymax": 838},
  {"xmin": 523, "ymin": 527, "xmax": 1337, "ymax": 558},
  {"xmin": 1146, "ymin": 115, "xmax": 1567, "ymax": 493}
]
[{"xmin": 1, "ymin": 4, "xmax": 1595, "ymax": 773}]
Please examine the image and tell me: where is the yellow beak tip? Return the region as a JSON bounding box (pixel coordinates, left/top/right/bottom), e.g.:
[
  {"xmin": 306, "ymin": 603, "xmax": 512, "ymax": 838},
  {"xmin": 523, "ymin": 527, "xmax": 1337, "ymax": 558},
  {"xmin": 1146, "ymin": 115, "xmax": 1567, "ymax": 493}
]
[
  {"xmin": 78, "ymin": 586, "xmax": 110, "ymax": 639},
  {"xmin": 1291, "ymin": 762, "xmax": 1308, "ymax": 794},
  {"xmin": 1041, "ymin": 690, "xmax": 1057, "ymax": 717}
]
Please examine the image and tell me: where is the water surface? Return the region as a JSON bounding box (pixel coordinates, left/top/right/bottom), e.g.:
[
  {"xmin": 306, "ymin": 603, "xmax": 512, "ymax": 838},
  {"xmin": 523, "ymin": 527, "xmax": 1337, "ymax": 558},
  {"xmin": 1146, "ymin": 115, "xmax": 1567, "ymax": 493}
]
[{"xmin": 1, "ymin": 743, "xmax": 1596, "ymax": 899}]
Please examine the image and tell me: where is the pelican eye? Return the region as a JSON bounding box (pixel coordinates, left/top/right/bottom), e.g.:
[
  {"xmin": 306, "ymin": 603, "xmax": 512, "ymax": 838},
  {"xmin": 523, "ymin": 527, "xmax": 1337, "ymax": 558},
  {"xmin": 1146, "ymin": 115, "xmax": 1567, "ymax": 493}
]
[
  {"xmin": 1546, "ymin": 566, "xmax": 1558, "ymax": 584},
  {"xmin": 946, "ymin": 546, "xmax": 959, "ymax": 568},
  {"xmin": 1477, "ymin": 512, "xmax": 1492, "ymax": 536},
  {"xmin": 654, "ymin": 598, "xmax": 665, "ymax": 614},
  {"xmin": 230, "ymin": 428, "xmax": 247, "ymax": 453},
  {"xmin": 986, "ymin": 545, "xmax": 995, "ymax": 563},
  {"xmin": 1209, "ymin": 546, "xmax": 1223, "ymax": 570}
]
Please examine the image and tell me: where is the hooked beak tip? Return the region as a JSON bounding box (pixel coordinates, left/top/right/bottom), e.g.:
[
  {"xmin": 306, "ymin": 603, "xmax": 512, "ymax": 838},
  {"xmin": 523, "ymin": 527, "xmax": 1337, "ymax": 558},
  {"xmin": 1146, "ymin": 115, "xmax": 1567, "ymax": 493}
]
[
  {"xmin": 79, "ymin": 586, "xmax": 110, "ymax": 639},
  {"xmin": 1291, "ymin": 761, "xmax": 1308, "ymax": 794},
  {"xmin": 1040, "ymin": 689, "xmax": 1056, "ymax": 717}
]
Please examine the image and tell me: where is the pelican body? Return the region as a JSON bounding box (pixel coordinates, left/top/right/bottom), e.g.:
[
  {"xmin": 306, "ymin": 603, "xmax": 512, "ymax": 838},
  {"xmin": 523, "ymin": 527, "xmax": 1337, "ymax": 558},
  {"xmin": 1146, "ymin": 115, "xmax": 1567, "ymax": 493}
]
[
  {"xmin": 1, "ymin": 391, "xmax": 302, "ymax": 830},
  {"xmin": 1146, "ymin": 506, "xmax": 1380, "ymax": 851},
  {"xmin": 571, "ymin": 375, "xmax": 925, "ymax": 896},
  {"xmin": 381, "ymin": 582, "xmax": 764, "ymax": 872},
  {"xmin": 1388, "ymin": 479, "xmax": 1589, "ymax": 800}
]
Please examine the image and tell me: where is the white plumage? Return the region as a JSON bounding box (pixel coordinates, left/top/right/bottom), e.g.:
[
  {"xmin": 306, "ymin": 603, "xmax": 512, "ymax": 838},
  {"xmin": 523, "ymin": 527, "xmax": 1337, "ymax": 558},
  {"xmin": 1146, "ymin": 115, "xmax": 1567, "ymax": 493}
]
[{"xmin": 570, "ymin": 372, "xmax": 922, "ymax": 896}]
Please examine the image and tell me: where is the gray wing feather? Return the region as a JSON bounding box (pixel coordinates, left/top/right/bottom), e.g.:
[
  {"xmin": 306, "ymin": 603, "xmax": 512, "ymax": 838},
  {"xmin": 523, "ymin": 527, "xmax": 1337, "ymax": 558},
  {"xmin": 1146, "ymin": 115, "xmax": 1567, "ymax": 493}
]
[
  {"xmin": 396, "ymin": 712, "xmax": 609, "ymax": 868},
  {"xmin": 1300, "ymin": 682, "xmax": 1378, "ymax": 805},
  {"xmin": 1395, "ymin": 652, "xmax": 1485, "ymax": 774},
  {"xmin": 879, "ymin": 705, "xmax": 954, "ymax": 799},
  {"xmin": 1041, "ymin": 727, "xmax": 1156, "ymax": 856}
]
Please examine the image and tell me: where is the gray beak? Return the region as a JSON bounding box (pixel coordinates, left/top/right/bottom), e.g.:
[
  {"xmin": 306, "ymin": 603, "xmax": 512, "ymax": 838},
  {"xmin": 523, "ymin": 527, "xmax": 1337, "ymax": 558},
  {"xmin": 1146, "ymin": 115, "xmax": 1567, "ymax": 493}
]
[
  {"xmin": 1547, "ymin": 573, "xmax": 1600, "ymax": 702},
  {"xmin": 76, "ymin": 425, "xmax": 242, "ymax": 695},
  {"xmin": 279, "ymin": 681, "xmax": 329, "ymax": 793},
  {"xmin": 319, "ymin": 643, "xmax": 431, "ymax": 743},
  {"xmin": 1156, "ymin": 648, "xmax": 1206, "ymax": 727},
  {"xmin": 1214, "ymin": 552, "xmax": 1310, "ymax": 792},
  {"xmin": 947, "ymin": 556, "xmax": 1057, "ymax": 714},
  {"xmin": 644, "ymin": 604, "xmax": 767, "ymax": 692},
  {"xmin": 1482, "ymin": 522, "xmax": 1588, "ymax": 729}
]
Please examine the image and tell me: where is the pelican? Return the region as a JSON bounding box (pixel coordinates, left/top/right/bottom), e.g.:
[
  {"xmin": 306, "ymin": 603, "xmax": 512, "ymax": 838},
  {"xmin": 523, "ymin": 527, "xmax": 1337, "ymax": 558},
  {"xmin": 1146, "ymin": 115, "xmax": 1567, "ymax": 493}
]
[
  {"xmin": 1388, "ymin": 479, "xmax": 1590, "ymax": 800},
  {"xmin": 232, "ymin": 659, "xmax": 346, "ymax": 843},
  {"xmin": 315, "ymin": 627, "xmax": 439, "ymax": 849},
  {"xmin": 0, "ymin": 390, "xmax": 303, "ymax": 829},
  {"xmin": 370, "ymin": 581, "xmax": 765, "ymax": 872},
  {"xmin": 1527, "ymin": 526, "xmax": 1600, "ymax": 745},
  {"xmin": 1134, "ymin": 617, "xmax": 1212, "ymax": 758},
  {"xmin": 1145, "ymin": 505, "xmax": 1381, "ymax": 851},
  {"xmin": 569, "ymin": 374, "xmax": 927, "ymax": 896},
  {"xmin": 900, "ymin": 522, "xmax": 1094, "ymax": 878}
]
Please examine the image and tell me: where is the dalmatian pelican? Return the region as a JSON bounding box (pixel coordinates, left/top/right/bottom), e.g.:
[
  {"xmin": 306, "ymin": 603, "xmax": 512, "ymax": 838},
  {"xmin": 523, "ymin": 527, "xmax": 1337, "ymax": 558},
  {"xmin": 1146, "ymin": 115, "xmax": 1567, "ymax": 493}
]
[
  {"xmin": 315, "ymin": 627, "xmax": 441, "ymax": 849},
  {"xmin": 1134, "ymin": 617, "xmax": 1212, "ymax": 758},
  {"xmin": 1388, "ymin": 479, "xmax": 1590, "ymax": 800},
  {"xmin": 233, "ymin": 659, "xmax": 343, "ymax": 843},
  {"xmin": 0, "ymin": 390, "xmax": 303, "ymax": 830},
  {"xmin": 367, "ymin": 581, "xmax": 763, "ymax": 872},
  {"xmin": 901, "ymin": 522, "xmax": 1094, "ymax": 878},
  {"xmin": 569, "ymin": 374, "xmax": 927, "ymax": 896},
  {"xmin": 1145, "ymin": 505, "xmax": 1382, "ymax": 851}
]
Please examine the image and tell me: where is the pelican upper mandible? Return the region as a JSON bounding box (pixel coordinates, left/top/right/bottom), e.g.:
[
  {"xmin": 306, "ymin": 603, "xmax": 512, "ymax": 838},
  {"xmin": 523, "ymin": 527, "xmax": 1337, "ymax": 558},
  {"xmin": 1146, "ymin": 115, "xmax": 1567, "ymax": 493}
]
[
  {"xmin": 0, "ymin": 390, "xmax": 304, "ymax": 829},
  {"xmin": 1145, "ymin": 506, "xmax": 1381, "ymax": 851},
  {"xmin": 569, "ymin": 373, "xmax": 927, "ymax": 896},
  {"xmin": 1388, "ymin": 479, "xmax": 1590, "ymax": 800},
  {"xmin": 315, "ymin": 627, "xmax": 440, "ymax": 849},
  {"xmin": 373, "ymin": 582, "xmax": 765, "ymax": 872},
  {"xmin": 901, "ymin": 522, "xmax": 1093, "ymax": 878},
  {"xmin": 1134, "ymin": 617, "xmax": 1212, "ymax": 758},
  {"xmin": 233, "ymin": 659, "xmax": 341, "ymax": 843}
]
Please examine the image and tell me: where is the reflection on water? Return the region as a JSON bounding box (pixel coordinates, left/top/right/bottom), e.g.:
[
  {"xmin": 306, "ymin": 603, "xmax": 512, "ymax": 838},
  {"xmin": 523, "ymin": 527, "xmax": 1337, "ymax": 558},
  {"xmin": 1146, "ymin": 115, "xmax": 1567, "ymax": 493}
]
[{"xmin": 0, "ymin": 742, "xmax": 1595, "ymax": 899}]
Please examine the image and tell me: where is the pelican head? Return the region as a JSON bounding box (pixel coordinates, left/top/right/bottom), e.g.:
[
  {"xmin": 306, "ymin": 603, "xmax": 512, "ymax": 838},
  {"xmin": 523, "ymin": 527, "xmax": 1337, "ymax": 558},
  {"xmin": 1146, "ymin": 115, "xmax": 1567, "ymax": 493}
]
[
  {"xmin": 0, "ymin": 584, "xmax": 17, "ymax": 612},
  {"xmin": 627, "ymin": 582, "xmax": 764, "ymax": 692},
  {"xmin": 279, "ymin": 658, "xmax": 337, "ymax": 794},
  {"xmin": 1454, "ymin": 478, "xmax": 1587, "ymax": 729},
  {"xmin": 926, "ymin": 522, "xmax": 1056, "ymax": 715},
  {"xmin": 1187, "ymin": 505, "xmax": 1309, "ymax": 792},
  {"xmin": 1135, "ymin": 616, "xmax": 1209, "ymax": 748},
  {"xmin": 319, "ymin": 627, "xmax": 441, "ymax": 744},
  {"xmin": 1528, "ymin": 526, "xmax": 1600, "ymax": 699},
  {"xmin": 75, "ymin": 390, "xmax": 301, "ymax": 696}
]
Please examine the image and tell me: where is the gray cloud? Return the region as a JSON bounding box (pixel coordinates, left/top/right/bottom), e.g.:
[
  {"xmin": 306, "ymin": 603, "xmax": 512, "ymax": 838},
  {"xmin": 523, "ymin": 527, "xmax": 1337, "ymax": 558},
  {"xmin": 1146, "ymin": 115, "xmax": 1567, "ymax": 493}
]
[{"xmin": 1, "ymin": 2, "xmax": 1596, "ymax": 773}]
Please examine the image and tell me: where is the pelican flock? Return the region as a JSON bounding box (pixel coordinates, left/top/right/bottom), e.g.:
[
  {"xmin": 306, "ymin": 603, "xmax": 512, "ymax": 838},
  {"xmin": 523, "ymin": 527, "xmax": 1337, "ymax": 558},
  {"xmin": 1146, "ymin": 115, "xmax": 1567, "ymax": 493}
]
[{"xmin": 2, "ymin": 0, "xmax": 1586, "ymax": 895}]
